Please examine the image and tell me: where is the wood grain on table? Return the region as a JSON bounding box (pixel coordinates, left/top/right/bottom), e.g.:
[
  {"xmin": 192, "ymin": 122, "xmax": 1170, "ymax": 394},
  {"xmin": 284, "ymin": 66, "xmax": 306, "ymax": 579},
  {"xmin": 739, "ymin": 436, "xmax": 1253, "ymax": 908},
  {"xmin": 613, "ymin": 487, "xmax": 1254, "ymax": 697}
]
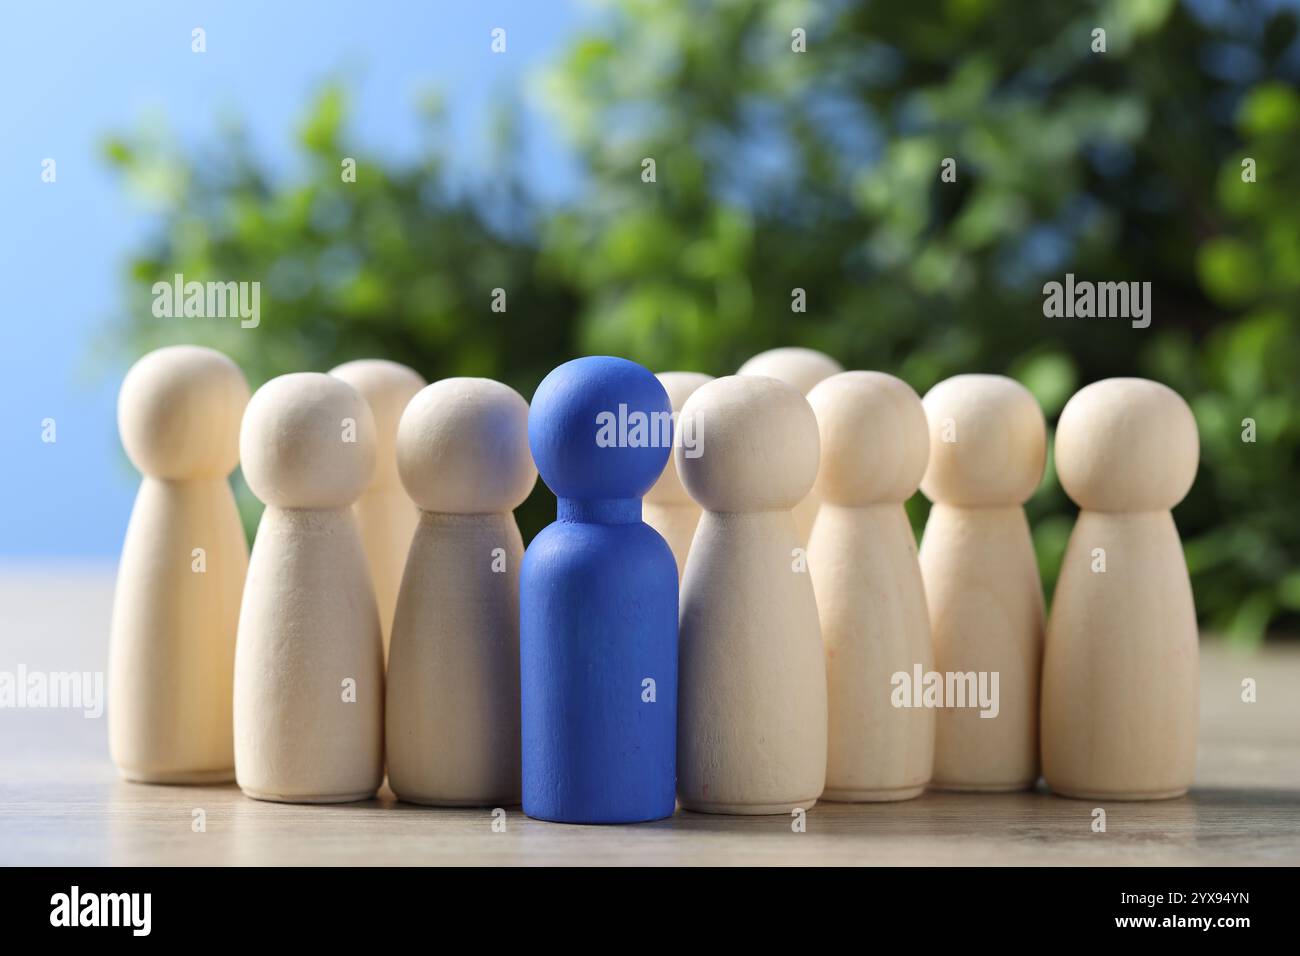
[{"xmin": 2, "ymin": 566, "xmax": 1297, "ymax": 866}]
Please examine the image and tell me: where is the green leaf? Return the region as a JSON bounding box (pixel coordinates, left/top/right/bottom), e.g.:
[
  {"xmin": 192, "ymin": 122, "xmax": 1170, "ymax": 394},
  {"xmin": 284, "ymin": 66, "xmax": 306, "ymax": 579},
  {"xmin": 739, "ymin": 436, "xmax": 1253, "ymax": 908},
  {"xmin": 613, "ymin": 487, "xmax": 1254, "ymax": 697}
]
[
  {"xmin": 1012, "ymin": 352, "xmax": 1078, "ymax": 417},
  {"xmin": 1196, "ymin": 237, "xmax": 1262, "ymax": 307},
  {"xmin": 1238, "ymin": 82, "xmax": 1300, "ymax": 136},
  {"xmin": 299, "ymin": 86, "xmax": 347, "ymax": 155}
]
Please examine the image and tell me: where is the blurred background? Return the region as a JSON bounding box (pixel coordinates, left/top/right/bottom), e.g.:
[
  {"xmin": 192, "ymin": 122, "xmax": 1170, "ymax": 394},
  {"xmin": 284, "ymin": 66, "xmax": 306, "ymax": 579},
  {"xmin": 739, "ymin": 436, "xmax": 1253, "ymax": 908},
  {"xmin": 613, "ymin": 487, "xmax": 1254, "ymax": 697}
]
[{"xmin": 3, "ymin": 0, "xmax": 1298, "ymax": 645}]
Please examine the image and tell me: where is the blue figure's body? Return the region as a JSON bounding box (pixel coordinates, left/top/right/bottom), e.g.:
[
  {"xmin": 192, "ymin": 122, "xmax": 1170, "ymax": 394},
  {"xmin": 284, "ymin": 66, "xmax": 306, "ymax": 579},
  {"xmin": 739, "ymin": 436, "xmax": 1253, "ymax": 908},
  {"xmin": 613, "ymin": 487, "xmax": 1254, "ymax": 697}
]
[{"xmin": 521, "ymin": 357, "xmax": 678, "ymax": 823}]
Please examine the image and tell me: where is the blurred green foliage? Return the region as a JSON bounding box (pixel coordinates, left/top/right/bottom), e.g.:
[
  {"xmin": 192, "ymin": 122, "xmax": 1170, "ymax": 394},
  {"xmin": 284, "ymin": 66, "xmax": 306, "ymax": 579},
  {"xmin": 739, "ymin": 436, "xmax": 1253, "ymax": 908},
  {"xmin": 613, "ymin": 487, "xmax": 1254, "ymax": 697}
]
[{"xmin": 109, "ymin": 0, "xmax": 1300, "ymax": 643}]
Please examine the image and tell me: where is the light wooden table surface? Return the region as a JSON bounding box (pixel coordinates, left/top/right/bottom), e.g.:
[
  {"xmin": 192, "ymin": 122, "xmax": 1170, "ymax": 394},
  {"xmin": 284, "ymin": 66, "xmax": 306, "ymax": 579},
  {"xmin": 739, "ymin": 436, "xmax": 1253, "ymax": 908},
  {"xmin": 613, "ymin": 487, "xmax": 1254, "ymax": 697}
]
[{"xmin": 2, "ymin": 566, "xmax": 1298, "ymax": 866}]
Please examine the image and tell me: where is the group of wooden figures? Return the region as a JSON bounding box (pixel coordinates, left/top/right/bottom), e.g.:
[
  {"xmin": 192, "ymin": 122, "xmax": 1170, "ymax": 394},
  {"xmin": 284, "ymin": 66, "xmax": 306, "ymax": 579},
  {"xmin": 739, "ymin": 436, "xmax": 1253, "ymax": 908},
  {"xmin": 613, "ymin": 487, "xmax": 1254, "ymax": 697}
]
[{"xmin": 108, "ymin": 345, "xmax": 1200, "ymax": 823}]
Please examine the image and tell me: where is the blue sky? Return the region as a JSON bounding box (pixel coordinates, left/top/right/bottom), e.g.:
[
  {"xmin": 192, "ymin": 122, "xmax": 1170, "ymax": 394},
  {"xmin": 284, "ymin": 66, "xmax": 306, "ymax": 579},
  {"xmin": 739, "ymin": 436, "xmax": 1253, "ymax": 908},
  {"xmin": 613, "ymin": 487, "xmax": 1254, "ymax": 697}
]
[{"xmin": 0, "ymin": 1, "xmax": 588, "ymax": 558}]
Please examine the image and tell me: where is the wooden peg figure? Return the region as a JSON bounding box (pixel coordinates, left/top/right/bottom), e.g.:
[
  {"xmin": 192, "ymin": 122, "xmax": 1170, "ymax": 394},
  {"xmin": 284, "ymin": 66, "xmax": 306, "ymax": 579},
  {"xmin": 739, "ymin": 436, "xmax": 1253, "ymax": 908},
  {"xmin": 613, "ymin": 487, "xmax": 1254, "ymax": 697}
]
[
  {"xmin": 110, "ymin": 346, "xmax": 250, "ymax": 783},
  {"xmin": 676, "ymin": 374, "xmax": 828, "ymax": 814},
  {"xmin": 1042, "ymin": 378, "xmax": 1200, "ymax": 800},
  {"xmin": 918, "ymin": 374, "xmax": 1046, "ymax": 791},
  {"xmin": 386, "ymin": 378, "xmax": 536, "ymax": 806},
  {"xmin": 520, "ymin": 356, "xmax": 678, "ymax": 824},
  {"xmin": 234, "ymin": 373, "xmax": 385, "ymax": 803},
  {"xmin": 807, "ymin": 371, "xmax": 935, "ymax": 801},
  {"xmin": 329, "ymin": 359, "xmax": 426, "ymax": 656},
  {"xmin": 643, "ymin": 371, "xmax": 713, "ymax": 579}
]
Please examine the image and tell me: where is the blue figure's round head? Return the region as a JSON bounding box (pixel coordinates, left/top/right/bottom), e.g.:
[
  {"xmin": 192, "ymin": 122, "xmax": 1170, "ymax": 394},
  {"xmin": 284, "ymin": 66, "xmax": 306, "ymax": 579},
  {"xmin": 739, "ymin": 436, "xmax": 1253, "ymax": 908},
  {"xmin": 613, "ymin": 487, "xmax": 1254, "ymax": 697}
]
[{"xmin": 529, "ymin": 356, "xmax": 673, "ymax": 500}]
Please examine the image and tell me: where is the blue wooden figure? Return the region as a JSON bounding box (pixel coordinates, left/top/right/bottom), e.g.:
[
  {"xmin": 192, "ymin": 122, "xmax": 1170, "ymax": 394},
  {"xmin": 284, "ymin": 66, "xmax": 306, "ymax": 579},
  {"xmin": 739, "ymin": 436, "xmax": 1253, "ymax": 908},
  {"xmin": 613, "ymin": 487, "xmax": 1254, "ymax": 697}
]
[{"xmin": 521, "ymin": 356, "xmax": 679, "ymax": 823}]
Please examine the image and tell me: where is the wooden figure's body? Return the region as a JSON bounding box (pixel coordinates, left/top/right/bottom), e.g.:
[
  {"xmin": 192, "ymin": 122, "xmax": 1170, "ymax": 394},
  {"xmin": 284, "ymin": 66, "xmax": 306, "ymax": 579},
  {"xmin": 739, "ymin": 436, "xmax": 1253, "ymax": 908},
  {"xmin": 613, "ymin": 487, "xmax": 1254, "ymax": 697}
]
[
  {"xmin": 680, "ymin": 511, "xmax": 827, "ymax": 813},
  {"xmin": 109, "ymin": 346, "xmax": 250, "ymax": 784},
  {"xmin": 918, "ymin": 374, "xmax": 1046, "ymax": 791},
  {"xmin": 235, "ymin": 506, "xmax": 385, "ymax": 802},
  {"xmin": 737, "ymin": 347, "xmax": 842, "ymax": 544},
  {"xmin": 677, "ymin": 375, "xmax": 827, "ymax": 814},
  {"xmin": 806, "ymin": 371, "xmax": 934, "ymax": 802},
  {"xmin": 641, "ymin": 500, "xmax": 698, "ymax": 582},
  {"xmin": 812, "ymin": 505, "xmax": 933, "ymax": 799},
  {"xmin": 386, "ymin": 378, "xmax": 536, "ymax": 806},
  {"xmin": 388, "ymin": 513, "xmax": 524, "ymax": 805},
  {"xmin": 351, "ymin": 483, "xmax": 416, "ymax": 653},
  {"xmin": 643, "ymin": 371, "xmax": 713, "ymax": 579},
  {"xmin": 233, "ymin": 373, "xmax": 384, "ymax": 804},
  {"xmin": 520, "ymin": 357, "xmax": 678, "ymax": 824},
  {"xmin": 1042, "ymin": 378, "xmax": 1200, "ymax": 800},
  {"xmin": 329, "ymin": 360, "xmax": 426, "ymax": 655},
  {"xmin": 919, "ymin": 504, "xmax": 1042, "ymax": 790}
]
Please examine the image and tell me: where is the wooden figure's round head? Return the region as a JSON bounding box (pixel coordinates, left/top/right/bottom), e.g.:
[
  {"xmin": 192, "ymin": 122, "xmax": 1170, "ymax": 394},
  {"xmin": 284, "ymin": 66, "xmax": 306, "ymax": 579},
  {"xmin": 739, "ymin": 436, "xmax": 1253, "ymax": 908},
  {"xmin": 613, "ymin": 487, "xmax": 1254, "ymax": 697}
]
[
  {"xmin": 1055, "ymin": 377, "xmax": 1199, "ymax": 513},
  {"xmin": 329, "ymin": 359, "xmax": 426, "ymax": 487},
  {"xmin": 529, "ymin": 356, "xmax": 672, "ymax": 501},
  {"xmin": 737, "ymin": 346, "xmax": 843, "ymax": 395},
  {"xmin": 240, "ymin": 372, "xmax": 377, "ymax": 509},
  {"xmin": 677, "ymin": 374, "xmax": 820, "ymax": 513},
  {"xmin": 920, "ymin": 374, "xmax": 1046, "ymax": 507},
  {"xmin": 808, "ymin": 371, "xmax": 929, "ymax": 506},
  {"xmin": 397, "ymin": 377, "xmax": 537, "ymax": 514},
  {"xmin": 118, "ymin": 345, "xmax": 250, "ymax": 480},
  {"xmin": 645, "ymin": 371, "xmax": 714, "ymax": 508}
]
